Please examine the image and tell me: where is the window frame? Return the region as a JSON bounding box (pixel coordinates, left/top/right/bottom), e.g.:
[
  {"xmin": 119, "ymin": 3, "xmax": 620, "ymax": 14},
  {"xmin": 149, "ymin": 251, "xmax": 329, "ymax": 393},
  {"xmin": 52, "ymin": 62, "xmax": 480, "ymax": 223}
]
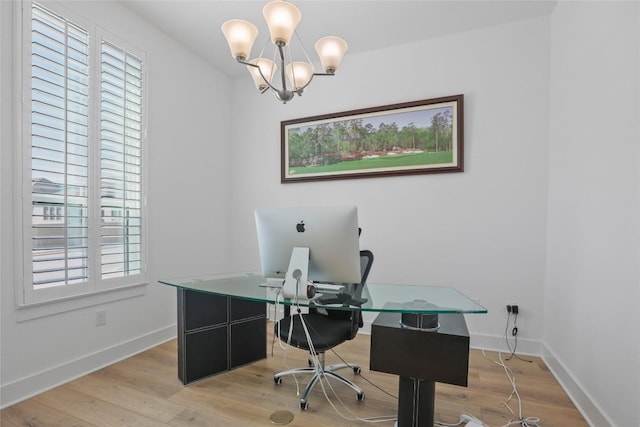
[{"xmin": 16, "ymin": 0, "xmax": 149, "ymax": 308}]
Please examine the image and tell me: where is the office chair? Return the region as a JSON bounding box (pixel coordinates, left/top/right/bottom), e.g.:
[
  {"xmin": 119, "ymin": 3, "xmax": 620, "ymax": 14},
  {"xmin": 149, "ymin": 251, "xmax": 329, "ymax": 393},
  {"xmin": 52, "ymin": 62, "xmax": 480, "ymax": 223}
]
[{"xmin": 273, "ymin": 250, "xmax": 374, "ymax": 410}]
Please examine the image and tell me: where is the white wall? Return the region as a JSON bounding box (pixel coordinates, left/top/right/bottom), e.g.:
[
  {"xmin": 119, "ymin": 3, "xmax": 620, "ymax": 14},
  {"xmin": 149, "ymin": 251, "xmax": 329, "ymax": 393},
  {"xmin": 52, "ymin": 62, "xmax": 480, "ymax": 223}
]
[
  {"xmin": 0, "ymin": 0, "xmax": 232, "ymax": 407},
  {"xmin": 228, "ymin": 17, "xmax": 551, "ymax": 352},
  {"xmin": 546, "ymin": 2, "xmax": 640, "ymax": 426},
  {"xmin": 3, "ymin": 1, "xmax": 637, "ymax": 425}
]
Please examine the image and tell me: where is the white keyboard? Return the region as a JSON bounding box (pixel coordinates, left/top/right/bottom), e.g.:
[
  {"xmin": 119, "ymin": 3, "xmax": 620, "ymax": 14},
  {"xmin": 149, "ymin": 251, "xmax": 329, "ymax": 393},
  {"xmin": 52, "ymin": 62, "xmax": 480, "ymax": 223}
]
[
  {"xmin": 258, "ymin": 278, "xmax": 283, "ymax": 288},
  {"xmin": 314, "ymin": 283, "xmax": 345, "ymax": 292}
]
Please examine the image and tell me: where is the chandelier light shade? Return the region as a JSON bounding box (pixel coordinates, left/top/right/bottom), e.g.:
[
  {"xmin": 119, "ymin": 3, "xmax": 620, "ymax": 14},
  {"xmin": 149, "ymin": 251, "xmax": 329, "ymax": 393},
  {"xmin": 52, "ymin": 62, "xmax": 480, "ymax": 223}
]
[
  {"xmin": 247, "ymin": 58, "xmax": 277, "ymax": 90},
  {"xmin": 221, "ymin": 19, "xmax": 259, "ymax": 61},
  {"xmin": 221, "ymin": 0, "xmax": 347, "ymax": 103},
  {"xmin": 285, "ymin": 62, "xmax": 313, "ymax": 90},
  {"xmin": 315, "ymin": 36, "xmax": 348, "ymax": 74},
  {"xmin": 262, "ymin": 1, "xmax": 301, "ymax": 46}
]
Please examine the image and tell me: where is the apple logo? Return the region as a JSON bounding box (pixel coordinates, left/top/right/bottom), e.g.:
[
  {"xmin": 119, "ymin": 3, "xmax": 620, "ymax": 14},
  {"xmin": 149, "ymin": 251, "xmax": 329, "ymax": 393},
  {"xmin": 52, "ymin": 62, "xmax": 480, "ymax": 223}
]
[{"xmin": 296, "ymin": 221, "xmax": 305, "ymax": 233}]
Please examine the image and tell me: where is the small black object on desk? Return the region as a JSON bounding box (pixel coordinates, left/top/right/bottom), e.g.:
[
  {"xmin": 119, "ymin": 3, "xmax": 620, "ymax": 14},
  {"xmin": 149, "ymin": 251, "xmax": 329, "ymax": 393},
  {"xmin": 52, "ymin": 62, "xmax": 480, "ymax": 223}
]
[{"xmin": 399, "ymin": 299, "xmax": 440, "ymax": 331}]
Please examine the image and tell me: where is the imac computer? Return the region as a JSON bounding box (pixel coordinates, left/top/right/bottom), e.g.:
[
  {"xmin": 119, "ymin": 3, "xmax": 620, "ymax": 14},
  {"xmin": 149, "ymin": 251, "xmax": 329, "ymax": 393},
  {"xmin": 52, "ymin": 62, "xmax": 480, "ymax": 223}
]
[{"xmin": 255, "ymin": 206, "xmax": 361, "ymax": 300}]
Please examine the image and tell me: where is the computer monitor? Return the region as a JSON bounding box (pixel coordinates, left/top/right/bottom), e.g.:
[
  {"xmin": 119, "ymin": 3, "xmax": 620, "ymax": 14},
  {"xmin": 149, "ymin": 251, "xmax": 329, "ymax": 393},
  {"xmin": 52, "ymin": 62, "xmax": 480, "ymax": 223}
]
[{"xmin": 255, "ymin": 206, "xmax": 361, "ymax": 299}]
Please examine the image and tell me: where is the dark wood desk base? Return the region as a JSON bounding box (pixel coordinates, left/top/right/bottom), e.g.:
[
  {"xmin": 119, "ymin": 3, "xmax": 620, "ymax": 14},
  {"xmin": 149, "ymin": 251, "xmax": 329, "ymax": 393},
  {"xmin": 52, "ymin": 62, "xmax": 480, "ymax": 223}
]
[
  {"xmin": 370, "ymin": 312, "xmax": 470, "ymax": 427},
  {"xmin": 176, "ymin": 289, "xmax": 266, "ymax": 384}
]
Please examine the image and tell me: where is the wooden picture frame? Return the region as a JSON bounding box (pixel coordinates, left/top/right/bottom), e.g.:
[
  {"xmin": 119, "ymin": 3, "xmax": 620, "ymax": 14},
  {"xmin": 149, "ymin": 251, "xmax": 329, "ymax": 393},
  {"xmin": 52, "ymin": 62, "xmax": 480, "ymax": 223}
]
[{"xmin": 281, "ymin": 94, "xmax": 464, "ymax": 183}]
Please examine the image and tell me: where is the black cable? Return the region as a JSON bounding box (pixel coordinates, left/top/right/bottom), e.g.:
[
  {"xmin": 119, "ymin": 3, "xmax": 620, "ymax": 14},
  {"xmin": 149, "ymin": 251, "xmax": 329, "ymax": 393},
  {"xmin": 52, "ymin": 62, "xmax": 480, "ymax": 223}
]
[
  {"xmin": 278, "ymin": 305, "xmax": 398, "ymax": 423},
  {"xmin": 504, "ymin": 312, "xmax": 532, "ymax": 363},
  {"xmin": 294, "ymin": 311, "xmax": 399, "ymax": 400},
  {"xmin": 328, "ymin": 346, "xmax": 398, "ymax": 400}
]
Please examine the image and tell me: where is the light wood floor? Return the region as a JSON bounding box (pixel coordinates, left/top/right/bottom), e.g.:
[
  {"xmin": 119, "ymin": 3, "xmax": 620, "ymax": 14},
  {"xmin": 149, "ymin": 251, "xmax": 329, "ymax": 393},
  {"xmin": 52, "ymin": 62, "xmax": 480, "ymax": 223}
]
[{"xmin": 2, "ymin": 324, "xmax": 588, "ymax": 426}]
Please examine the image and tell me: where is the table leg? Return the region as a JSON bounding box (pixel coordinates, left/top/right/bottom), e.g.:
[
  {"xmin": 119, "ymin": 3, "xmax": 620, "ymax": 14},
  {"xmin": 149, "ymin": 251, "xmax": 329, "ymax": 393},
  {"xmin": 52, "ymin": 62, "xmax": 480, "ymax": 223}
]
[{"xmin": 397, "ymin": 377, "xmax": 436, "ymax": 427}]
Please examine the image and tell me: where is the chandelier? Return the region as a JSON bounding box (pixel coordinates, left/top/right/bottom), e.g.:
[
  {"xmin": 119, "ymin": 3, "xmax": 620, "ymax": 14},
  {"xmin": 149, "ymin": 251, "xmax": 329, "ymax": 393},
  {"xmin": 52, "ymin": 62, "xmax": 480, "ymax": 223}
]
[{"xmin": 221, "ymin": 1, "xmax": 348, "ymax": 103}]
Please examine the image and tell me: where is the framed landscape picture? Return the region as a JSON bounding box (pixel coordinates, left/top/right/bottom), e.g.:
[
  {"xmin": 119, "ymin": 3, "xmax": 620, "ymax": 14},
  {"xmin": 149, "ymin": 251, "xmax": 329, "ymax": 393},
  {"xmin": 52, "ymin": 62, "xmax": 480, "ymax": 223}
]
[{"xmin": 281, "ymin": 94, "xmax": 464, "ymax": 183}]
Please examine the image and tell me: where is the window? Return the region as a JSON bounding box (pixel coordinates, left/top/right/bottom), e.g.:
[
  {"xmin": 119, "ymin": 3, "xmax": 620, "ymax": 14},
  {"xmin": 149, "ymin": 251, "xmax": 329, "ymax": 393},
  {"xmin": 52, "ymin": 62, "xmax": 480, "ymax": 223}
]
[{"xmin": 21, "ymin": 2, "xmax": 147, "ymax": 304}]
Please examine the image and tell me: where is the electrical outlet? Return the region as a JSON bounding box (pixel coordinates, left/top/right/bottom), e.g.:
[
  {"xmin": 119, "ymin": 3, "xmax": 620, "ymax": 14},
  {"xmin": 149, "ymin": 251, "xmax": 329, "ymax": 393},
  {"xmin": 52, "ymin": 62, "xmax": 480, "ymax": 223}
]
[
  {"xmin": 506, "ymin": 304, "xmax": 519, "ymax": 314},
  {"xmin": 96, "ymin": 310, "xmax": 107, "ymax": 326}
]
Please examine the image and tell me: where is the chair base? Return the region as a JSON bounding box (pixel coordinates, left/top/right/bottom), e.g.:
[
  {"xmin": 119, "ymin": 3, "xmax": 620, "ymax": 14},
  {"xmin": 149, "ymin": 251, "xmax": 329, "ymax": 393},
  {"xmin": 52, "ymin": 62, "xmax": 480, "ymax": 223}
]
[{"xmin": 274, "ymin": 356, "xmax": 365, "ymax": 410}]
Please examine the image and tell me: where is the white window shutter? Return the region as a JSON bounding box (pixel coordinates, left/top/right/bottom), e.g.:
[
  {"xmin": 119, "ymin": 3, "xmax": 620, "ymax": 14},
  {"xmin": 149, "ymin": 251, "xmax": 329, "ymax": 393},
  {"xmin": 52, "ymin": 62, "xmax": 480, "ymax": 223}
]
[
  {"xmin": 30, "ymin": 3, "xmax": 90, "ymax": 289},
  {"xmin": 100, "ymin": 41, "xmax": 144, "ymax": 280}
]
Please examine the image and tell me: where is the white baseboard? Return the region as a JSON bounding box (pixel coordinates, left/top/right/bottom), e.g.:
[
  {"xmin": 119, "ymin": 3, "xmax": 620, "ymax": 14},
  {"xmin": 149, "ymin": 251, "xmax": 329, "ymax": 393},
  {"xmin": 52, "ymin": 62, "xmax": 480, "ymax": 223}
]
[
  {"xmin": 469, "ymin": 333, "xmax": 542, "ymax": 356},
  {"xmin": 542, "ymin": 344, "xmax": 613, "ymax": 427},
  {"xmin": 0, "ymin": 324, "xmax": 176, "ymax": 409}
]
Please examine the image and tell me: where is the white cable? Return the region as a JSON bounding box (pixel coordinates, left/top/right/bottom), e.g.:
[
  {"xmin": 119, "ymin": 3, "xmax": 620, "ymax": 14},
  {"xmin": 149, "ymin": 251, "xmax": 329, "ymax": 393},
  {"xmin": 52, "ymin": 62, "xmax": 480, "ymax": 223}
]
[
  {"xmin": 274, "ymin": 289, "xmax": 290, "ymax": 350},
  {"xmin": 481, "ymin": 349, "xmax": 541, "ymax": 427},
  {"xmin": 434, "ymin": 419, "xmax": 464, "ymax": 426},
  {"xmin": 289, "ymin": 286, "xmax": 396, "ymax": 423},
  {"xmin": 434, "ymin": 413, "xmax": 488, "ymax": 427},
  {"xmin": 274, "ymin": 285, "xmax": 304, "ymax": 395},
  {"xmin": 468, "ymin": 311, "xmax": 542, "ymax": 427}
]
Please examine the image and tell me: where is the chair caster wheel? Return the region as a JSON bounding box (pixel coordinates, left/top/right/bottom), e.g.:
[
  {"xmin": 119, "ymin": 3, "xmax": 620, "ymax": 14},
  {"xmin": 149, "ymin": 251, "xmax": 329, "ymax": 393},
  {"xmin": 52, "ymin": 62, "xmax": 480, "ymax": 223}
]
[
  {"xmin": 357, "ymin": 392, "xmax": 365, "ymax": 401},
  {"xmin": 353, "ymin": 366, "xmax": 361, "ymax": 375},
  {"xmin": 300, "ymin": 401, "xmax": 308, "ymax": 410},
  {"xmin": 274, "ymin": 377, "xmax": 282, "ymax": 385}
]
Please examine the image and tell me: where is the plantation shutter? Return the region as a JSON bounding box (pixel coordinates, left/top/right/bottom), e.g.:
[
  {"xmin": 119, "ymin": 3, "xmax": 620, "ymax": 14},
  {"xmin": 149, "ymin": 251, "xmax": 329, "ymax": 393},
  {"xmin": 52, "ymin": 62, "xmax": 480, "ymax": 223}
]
[
  {"xmin": 30, "ymin": 3, "xmax": 90, "ymax": 289},
  {"xmin": 100, "ymin": 42, "xmax": 144, "ymax": 279}
]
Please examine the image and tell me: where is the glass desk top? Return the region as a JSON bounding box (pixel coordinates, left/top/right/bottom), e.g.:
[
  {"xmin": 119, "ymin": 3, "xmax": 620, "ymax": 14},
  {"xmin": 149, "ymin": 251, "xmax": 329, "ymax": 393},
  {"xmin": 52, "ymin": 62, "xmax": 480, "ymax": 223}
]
[{"xmin": 159, "ymin": 272, "xmax": 487, "ymax": 314}]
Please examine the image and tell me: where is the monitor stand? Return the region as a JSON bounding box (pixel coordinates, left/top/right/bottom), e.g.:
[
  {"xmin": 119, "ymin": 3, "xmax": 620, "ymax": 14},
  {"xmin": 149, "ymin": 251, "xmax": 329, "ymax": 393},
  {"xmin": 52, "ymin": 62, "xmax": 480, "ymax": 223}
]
[{"xmin": 283, "ymin": 247, "xmax": 309, "ymax": 300}]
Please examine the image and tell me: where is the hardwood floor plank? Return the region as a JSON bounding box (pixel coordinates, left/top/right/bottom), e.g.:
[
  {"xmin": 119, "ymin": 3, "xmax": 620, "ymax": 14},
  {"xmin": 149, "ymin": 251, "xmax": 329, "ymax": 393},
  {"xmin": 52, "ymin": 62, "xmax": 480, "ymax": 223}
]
[
  {"xmin": 33, "ymin": 385, "xmax": 166, "ymax": 427},
  {"xmin": 89, "ymin": 356, "xmax": 184, "ymax": 400},
  {"xmin": 0, "ymin": 399, "xmax": 93, "ymax": 427},
  {"xmin": 65, "ymin": 373, "xmax": 186, "ymax": 422}
]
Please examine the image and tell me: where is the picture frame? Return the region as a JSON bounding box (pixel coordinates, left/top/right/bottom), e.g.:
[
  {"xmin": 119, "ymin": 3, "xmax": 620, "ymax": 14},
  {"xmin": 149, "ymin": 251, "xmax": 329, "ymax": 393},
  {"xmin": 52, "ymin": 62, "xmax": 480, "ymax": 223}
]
[{"xmin": 281, "ymin": 94, "xmax": 464, "ymax": 183}]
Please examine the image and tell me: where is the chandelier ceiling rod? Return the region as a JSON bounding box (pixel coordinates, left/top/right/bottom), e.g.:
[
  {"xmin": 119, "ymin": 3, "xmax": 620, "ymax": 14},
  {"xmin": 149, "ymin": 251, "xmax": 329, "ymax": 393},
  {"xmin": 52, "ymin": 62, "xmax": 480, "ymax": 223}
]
[{"xmin": 221, "ymin": 1, "xmax": 348, "ymax": 103}]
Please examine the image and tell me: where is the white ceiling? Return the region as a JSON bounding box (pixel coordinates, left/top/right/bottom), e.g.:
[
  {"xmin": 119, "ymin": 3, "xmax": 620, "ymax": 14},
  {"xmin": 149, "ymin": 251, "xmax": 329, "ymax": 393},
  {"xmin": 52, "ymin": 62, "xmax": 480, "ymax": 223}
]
[{"xmin": 120, "ymin": 0, "xmax": 557, "ymax": 78}]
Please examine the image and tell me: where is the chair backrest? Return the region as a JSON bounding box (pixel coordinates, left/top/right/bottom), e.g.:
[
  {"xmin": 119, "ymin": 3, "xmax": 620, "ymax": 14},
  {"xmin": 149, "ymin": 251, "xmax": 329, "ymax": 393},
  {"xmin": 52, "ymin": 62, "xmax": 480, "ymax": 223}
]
[
  {"xmin": 324, "ymin": 250, "xmax": 374, "ymax": 331},
  {"xmin": 356, "ymin": 250, "xmax": 374, "ymax": 298}
]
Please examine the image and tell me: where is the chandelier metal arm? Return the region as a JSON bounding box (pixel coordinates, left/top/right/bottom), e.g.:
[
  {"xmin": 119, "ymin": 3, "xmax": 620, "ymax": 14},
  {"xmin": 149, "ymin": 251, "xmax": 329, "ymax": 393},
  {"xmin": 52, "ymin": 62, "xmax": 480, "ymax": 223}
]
[
  {"xmin": 221, "ymin": 1, "xmax": 347, "ymax": 103},
  {"xmin": 237, "ymin": 57, "xmax": 336, "ymax": 98},
  {"xmin": 237, "ymin": 57, "xmax": 292, "ymax": 102},
  {"xmin": 236, "ymin": 57, "xmax": 280, "ymax": 94},
  {"xmin": 275, "ymin": 42, "xmax": 289, "ymax": 93}
]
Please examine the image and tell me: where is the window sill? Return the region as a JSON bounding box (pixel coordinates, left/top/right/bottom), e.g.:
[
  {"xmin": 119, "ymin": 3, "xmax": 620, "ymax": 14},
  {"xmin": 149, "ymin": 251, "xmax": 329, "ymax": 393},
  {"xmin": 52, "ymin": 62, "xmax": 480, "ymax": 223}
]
[{"xmin": 15, "ymin": 282, "xmax": 147, "ymax": 322}]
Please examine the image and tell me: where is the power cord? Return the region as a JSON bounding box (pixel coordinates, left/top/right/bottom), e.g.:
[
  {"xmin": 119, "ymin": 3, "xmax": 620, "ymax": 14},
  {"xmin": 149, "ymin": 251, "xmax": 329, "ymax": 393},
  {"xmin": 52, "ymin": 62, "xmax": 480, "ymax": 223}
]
[
  {"xmin": 464, "ymin": 308, "xmax": 540, "ymax": 426},
  {"xmin": 504, "ymin": 312, "xmax": 533, "ymax": 363},
  {"xmin": 327, "ymin": 346, "xmax": 398, "ymax": 400},
  {"xmin": 296, "ymin": 298, "xmax": 396, "ymax": 423},
  {"xmin": 435, "ymin": 413, "xmax": 487, "ymax": 426},
  {"xmin": 481, "ymin": 349, "xmax": 541, "ymax": 427},
  {"xmin": 272, "ymin": 288, "xmax": 306, "ymax": 397},
  {"xmin": 276, "ymin": 277, "xmax": 397, "ymax": 423}
]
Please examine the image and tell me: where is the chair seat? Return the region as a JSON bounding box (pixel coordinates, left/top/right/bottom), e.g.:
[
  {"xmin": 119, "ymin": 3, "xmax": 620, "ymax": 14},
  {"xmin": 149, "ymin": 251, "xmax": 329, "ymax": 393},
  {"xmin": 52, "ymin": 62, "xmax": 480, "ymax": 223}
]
[{"xmin": 276, "ymin": 313, "xmax": 355, "ymax": 352}]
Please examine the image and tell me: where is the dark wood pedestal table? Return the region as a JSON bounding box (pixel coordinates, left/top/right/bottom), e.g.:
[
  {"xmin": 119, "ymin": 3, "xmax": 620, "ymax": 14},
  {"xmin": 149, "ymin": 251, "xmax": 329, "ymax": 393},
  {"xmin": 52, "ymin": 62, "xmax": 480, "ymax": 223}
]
[{"xmin": 364, "ymin": 293, "xmax": 484, "ymax": 427}]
